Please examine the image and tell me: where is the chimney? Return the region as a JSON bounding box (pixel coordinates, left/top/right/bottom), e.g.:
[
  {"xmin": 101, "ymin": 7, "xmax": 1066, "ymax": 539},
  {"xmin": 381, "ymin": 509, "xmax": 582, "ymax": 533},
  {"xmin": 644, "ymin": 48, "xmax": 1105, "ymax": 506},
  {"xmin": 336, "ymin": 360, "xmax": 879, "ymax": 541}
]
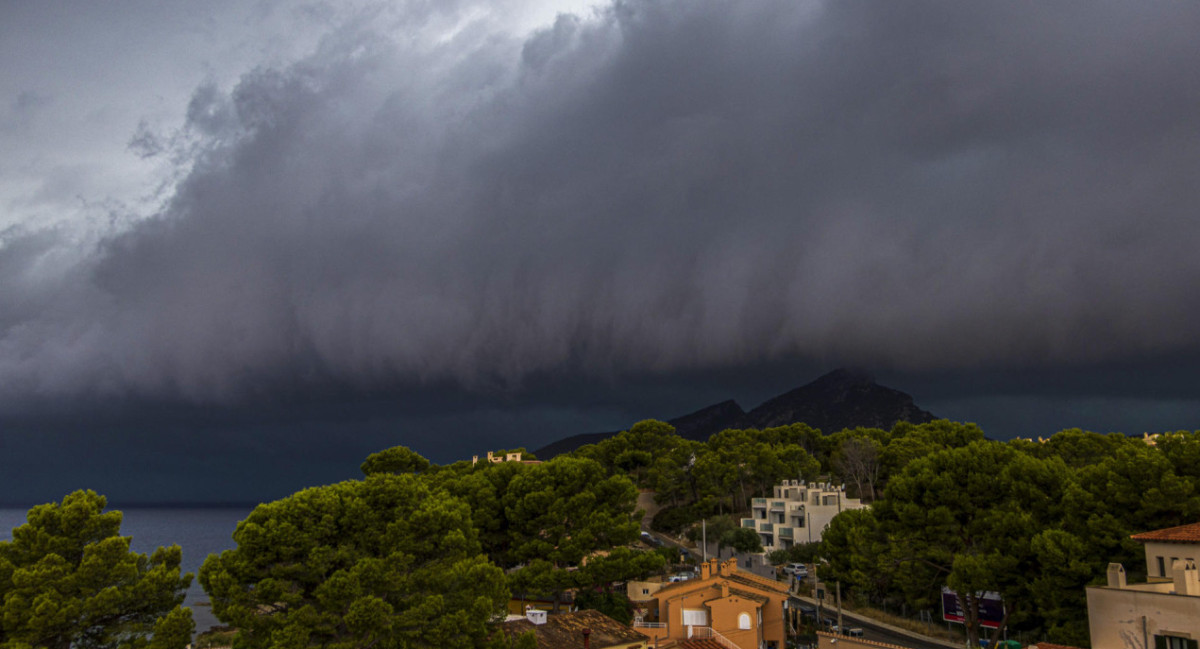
[
  {"xmin": 1107, "ymin": 563, "xmax": 1126, "ymax": 588},
  {"xmin": 700, "ymin": 561, "xmax": 711, "ymax": 579},
  {"xmin": 582, "ymin": 628, "xmax": 591, "ymax": 649},
  {"xmin": 721, "ymin": 582, "xmax": 730, "ymax": 599},
  {"xmin": 1173, "ymin": 559, "xmax": 1199, "ymax": 596}
]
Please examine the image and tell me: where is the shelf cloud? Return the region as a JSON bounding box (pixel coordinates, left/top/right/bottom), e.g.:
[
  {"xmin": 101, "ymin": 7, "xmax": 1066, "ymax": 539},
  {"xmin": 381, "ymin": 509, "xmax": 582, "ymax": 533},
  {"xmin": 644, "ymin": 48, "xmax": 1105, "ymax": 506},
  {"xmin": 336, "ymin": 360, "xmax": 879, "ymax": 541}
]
[{"xmin": 3, "ymin": 0, "xmax": 1200, "ymax": 411}]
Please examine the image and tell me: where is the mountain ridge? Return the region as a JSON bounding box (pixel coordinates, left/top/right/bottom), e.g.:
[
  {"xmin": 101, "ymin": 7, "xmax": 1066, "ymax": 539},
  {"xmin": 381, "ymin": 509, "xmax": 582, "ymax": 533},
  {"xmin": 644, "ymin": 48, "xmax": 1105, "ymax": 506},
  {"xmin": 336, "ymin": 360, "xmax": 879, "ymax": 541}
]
[{"xmin": 532, "ymin": 368, "xmax": 936, "ymax": 458}]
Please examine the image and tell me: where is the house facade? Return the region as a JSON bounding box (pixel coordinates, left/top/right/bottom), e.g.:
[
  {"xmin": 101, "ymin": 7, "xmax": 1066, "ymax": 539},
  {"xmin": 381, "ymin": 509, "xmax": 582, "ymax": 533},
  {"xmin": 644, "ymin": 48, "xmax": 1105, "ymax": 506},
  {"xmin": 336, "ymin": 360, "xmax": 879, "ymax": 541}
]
[
  {"xmin": 472, "ymin": 450, "xmax": 540, "ymax": 465},
  {"xmin": 635, "ymin": 557, "xmax": 789, "ymax": 649},
  {"xmin": 1086, "ymin": 522, "xmax": 1200, "ymax": 649},
  {"xmin": 741, "ymin": 480, "xmax": 865, "ymax": 551}
]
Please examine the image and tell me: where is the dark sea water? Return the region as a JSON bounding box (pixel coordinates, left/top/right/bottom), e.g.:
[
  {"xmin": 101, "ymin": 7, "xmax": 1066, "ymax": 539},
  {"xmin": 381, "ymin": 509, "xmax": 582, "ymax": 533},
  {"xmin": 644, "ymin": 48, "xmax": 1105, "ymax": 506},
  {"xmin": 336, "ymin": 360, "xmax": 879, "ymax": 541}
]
[{"xmin": 1, "ymin": 505, "xmax": 255, "ymax": 635}]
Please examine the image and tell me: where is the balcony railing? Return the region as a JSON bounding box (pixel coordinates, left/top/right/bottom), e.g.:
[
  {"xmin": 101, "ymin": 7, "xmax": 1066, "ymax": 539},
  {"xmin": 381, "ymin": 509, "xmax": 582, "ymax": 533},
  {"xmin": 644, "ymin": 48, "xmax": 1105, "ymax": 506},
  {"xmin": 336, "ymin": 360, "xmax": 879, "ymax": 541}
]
[
  {"xmin": 770, "ymin": 501, "xmax": 786, "ymax": 510},
  {"xmin": 759, "ymin": 522, "xmax": 773, "ymax": 532},
  {"xmin": 752, "ymin": 498, "xmax": 767, "ymax": 506},
  {"xmin": 634, "ymin": 622, "xmax": 666, "ymax": 629},
  {"xmin": 778, "ymin": 527, "xmax": 793, "ymax": 539},
  {"xmin": 741, "ymin": 518, "xmax": 755, "ymax": 528}
]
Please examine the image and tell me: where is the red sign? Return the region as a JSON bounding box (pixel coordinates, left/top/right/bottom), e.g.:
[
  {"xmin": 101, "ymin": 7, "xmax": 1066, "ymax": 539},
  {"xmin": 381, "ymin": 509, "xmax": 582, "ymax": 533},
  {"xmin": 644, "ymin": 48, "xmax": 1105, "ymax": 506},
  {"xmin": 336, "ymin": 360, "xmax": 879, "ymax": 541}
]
[{"xmin": 941, "ymin": 588, "xmax": 1005, "ymax": 629}]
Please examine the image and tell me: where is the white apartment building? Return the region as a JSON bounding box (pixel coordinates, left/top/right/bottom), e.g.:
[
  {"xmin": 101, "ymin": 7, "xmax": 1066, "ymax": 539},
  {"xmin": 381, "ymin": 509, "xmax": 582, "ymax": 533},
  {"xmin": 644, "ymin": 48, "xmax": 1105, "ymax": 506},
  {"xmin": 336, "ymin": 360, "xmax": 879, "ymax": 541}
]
[
  {"xmin": 741, "ymin": 480, "xmax": 865, "ymax": 551},
  {"xmin": 1087, "ymin": 522, "xmax": 1200, "ymax": 649}
]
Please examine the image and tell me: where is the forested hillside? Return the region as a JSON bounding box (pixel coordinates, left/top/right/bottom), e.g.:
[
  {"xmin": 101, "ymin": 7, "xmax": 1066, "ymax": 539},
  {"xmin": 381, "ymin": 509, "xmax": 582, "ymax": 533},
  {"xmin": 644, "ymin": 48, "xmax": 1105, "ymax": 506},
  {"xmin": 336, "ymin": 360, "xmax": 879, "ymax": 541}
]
[{"xmin": 574, "ymin": 418, "xmax": 1200, "ymax": 647}]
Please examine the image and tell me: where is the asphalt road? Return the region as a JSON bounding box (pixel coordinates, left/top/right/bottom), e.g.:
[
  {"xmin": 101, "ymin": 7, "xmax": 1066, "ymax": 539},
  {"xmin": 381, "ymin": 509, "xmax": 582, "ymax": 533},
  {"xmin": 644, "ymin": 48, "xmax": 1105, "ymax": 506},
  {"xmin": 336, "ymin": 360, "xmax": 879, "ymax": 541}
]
[
  {"xmin": 796, "ymin": 584, "xmax": 960, "ymax": 649},
  {"xmin": 814, "ymin": 609, "xmax": 952, "ymax": 649}
]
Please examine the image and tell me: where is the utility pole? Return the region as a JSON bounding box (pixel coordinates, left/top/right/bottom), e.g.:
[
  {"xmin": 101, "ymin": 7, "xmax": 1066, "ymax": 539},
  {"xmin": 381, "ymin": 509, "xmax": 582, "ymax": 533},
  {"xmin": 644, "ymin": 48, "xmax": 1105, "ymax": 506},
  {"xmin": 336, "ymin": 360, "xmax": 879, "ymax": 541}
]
[
  {"xmin": 815, "ymin": 582, "xmax": 824, "ymax": 630},
  {"xmin": 837, "ymin": 581, "xmax": 843, "ymax": 633},
  {"xmin": 702, "ymin": 519, "xmax": 707, "ymax": 561}
]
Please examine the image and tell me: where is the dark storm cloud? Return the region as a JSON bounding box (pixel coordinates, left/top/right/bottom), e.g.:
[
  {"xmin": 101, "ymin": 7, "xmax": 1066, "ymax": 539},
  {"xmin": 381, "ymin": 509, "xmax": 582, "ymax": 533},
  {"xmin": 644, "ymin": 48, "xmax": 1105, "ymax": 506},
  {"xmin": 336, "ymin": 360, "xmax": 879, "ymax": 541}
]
[
  {"xmin": 2, "ymin": 91, "xmax": 52, "ymax": 133},
  {"xmin": 3, "ymin": 0, "xmax": 1200, "ymax": 410}
]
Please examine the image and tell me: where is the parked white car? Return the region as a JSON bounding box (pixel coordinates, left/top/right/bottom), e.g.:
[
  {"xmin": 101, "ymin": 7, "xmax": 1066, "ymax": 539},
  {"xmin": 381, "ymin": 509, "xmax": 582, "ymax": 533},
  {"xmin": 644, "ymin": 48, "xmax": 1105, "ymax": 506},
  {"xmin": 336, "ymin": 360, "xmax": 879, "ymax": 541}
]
[{"xmin": 783, "ymin": 562, "xmax": 809, "ymax": 578}]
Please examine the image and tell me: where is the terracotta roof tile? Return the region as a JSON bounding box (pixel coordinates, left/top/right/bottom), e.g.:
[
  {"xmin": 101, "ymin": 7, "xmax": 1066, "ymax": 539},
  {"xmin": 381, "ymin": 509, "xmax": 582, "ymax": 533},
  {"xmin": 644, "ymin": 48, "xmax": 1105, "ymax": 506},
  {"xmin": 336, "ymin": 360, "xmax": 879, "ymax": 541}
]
[
  {"xmin": 496, "ymin": 609, "xmax": 649, "ymax": 649},
  {"xmin": 1131, "ymin": 522, "xmax": 1200, "ymax": 544},
  {"xmin": 1030, "ymin": 643, "xmax": 1086, "ymax": 649},
  {"xmin": 724, "ymin": 566, "xmax": 792, "ymax": 592},
  {"xmin": 704, "ymin": 587, "xmax": 770, "ymax": 606},
  {"xmin": 675, "ymin": 640, "xmax": 728, "ymax": 649},
  {"xmin": 725, "ymin": 570, "xmax": 788, "ymax": 592}
]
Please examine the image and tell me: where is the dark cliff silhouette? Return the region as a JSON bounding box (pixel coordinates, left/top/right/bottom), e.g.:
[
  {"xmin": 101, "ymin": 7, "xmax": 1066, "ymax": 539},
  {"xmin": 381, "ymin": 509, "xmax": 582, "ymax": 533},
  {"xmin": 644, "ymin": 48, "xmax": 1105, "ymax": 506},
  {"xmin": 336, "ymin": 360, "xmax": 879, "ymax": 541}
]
[
  {"xmin": 533, "ymin": 368, "xmax": 936, "ymax": 458},
  {"xmin": 738, "ymin": 368, "xmax": 935, "ymax": 432}
]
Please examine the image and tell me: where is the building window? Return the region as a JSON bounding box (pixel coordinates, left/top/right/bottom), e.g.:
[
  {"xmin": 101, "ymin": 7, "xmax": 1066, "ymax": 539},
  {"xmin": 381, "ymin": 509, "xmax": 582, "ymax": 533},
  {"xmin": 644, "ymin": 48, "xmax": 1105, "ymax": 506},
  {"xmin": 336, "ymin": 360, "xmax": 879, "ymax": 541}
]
[
  {"xmin": 642, "ymin": 589, "xmax": 650, "ymax": 595},
  {"xmin": 738, "ymin": 613, "xmax": 752, "ymax": 630},
  {"xmin": 1159, "ymin": 556, "xmax": 1167, "ymax": 576},
  {"xmin": 1155, "ymin": 635, "xmax": 1198, "ymax": 649},
  {"xmin": 682, "ymin": 609, "xmax": 708, "ymax": 627}
]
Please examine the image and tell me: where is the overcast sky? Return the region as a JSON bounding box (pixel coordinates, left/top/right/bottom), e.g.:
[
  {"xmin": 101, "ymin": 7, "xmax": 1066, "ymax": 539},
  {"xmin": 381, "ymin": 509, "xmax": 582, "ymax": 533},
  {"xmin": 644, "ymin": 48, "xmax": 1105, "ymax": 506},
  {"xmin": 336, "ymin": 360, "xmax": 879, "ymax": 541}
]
[{"xmin": 3, "ymin": 0, "xmax": 1200, "ymax": 505}]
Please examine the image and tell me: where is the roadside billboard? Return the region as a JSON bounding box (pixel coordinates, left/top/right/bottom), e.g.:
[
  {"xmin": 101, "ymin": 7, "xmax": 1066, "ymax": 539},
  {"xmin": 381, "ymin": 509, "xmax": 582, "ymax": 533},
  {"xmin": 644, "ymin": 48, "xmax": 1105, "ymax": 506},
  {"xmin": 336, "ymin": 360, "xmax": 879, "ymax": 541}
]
[{"xmin": 941, "ymin": 587, "xmax": 1005, "ymax": 629}]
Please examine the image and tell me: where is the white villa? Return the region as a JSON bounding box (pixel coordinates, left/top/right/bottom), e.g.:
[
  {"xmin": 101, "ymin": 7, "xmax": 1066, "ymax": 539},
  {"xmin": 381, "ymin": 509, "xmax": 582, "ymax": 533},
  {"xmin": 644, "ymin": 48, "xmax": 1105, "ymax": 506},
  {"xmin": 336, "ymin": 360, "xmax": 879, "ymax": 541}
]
[
  {"xmin": 741, "ymin": 480, "xmax": 865, "ymax": 551},
  {"xmin": 1087, "ymin": 522, "xmax": 1200, "ymax": 649}
]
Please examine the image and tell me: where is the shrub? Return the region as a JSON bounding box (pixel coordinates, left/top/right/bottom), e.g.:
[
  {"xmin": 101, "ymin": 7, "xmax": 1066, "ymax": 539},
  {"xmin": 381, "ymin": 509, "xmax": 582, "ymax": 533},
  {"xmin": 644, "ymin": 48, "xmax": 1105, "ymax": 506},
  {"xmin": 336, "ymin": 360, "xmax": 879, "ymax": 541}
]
[{"xmin": 651, "ymin": 504, "xmax": 699, "ymax": 534}]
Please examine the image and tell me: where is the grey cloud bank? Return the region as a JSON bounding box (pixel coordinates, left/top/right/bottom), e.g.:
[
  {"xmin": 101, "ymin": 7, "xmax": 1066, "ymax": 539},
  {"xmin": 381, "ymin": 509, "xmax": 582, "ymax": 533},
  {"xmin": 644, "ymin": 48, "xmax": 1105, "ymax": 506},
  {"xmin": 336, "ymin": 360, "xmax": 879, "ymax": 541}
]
[{"xmin": 2, "ymin": 0, "xmax": 1200, "ymax": 502}]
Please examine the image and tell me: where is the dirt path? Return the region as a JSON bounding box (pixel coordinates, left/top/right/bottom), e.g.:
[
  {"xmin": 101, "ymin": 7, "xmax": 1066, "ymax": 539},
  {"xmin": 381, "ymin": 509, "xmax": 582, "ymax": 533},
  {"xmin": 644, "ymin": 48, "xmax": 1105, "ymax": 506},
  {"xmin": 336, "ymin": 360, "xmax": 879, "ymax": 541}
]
[
  {"xmin": 636, "ymin": 491, "xmax": 698, "ymax": 560},
  {"xmin": 637, "ymin": 491, "xmax": 661, "ymax": 530}
]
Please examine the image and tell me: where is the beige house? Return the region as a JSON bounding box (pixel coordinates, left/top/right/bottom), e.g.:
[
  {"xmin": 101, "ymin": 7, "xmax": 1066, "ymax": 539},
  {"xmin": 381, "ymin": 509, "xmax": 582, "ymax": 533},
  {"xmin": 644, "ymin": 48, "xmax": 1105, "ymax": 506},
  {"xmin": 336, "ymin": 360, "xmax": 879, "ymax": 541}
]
[
  {"xmin": 627, "ymin": 577, "xmax": 670, "ymax": 626},
  {"xmin": 472, "ymin": 450, "xmax": 541, "ymax": 465},
  {"xmin": 634, "ymin": 557, "xmax": 790, "ymax": 649},
  {"xmin": 628, "ymin": 578, "xmax": 669, "ymax": 603},
  {"xmin": 742, "ymin": 480, "xmax": 865, "ymax": 550},
  {"xmin": 1086, "ymin": 522, "xmax": 1200, "ymax": 649}
]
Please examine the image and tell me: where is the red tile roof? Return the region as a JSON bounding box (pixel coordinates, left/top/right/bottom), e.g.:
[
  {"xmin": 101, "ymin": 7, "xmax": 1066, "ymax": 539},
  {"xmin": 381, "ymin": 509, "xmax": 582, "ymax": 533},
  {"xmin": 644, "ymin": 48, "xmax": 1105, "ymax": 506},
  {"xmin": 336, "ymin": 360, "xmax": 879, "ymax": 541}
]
[
  {"xmin": 725, "ymin": 568, "xmax": 789, "ymax": 593},
  {"xmin": 495, "ymin": 609, "xmax": 649, "ymax": 649},
  {"xmin": 675, "ymin": 641, "xmax": 728, "ymax": 649},
  {"xmin": 1131, "ymin": 522, "xmax": 1200, "ymax": 544},
  {"xmin": 1030, "ymin": 643, "xmax": 1086, "ymax": 649},
  {"xmin": 704, "ymin": 587, "xmax": 769, "ymax": 607}
]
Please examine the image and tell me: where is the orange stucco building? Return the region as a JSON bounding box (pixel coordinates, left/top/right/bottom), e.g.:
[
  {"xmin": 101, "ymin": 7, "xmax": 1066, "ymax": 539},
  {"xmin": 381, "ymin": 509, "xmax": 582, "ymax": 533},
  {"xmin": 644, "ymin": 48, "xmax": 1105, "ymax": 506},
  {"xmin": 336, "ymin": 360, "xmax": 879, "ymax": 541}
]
[{"xmin": 637, "ymin": 557, "xmax": 790, "ymax": 649}]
